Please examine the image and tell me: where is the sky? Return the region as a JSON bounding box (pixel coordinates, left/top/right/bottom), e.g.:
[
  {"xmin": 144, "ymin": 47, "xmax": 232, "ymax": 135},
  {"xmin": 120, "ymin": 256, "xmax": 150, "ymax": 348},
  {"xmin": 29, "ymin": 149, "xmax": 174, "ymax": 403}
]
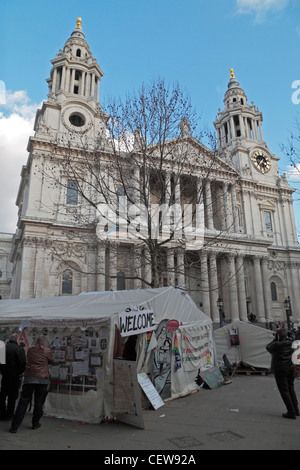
[{"xmin": 1, "ymin": 0, "xmax": 300, "ymax": 234}]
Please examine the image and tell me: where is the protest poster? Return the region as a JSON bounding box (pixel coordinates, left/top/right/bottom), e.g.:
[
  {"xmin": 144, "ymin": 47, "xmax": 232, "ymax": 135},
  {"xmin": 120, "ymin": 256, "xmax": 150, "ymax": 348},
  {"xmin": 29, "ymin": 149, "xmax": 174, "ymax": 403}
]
[{"xmin": 180, "ymin": 324, "xmax": 212, "ymax": 371}]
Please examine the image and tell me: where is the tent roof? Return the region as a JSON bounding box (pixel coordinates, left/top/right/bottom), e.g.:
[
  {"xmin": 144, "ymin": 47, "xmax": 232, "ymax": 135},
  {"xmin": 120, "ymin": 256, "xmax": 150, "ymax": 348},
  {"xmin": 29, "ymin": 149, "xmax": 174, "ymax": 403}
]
[{"xmin": 0, "ymin": 287, "xmax": 211, "ymax": 327}]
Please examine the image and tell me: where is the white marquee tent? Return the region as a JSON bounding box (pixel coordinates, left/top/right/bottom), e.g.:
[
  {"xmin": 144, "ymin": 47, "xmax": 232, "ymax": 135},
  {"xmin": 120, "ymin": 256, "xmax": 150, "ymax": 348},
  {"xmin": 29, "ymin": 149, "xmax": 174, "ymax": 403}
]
[
  {"xmin": 214, "ymin": 320, "xmax": 275, "ymax": 370},
  {"xmin": 0, "ymin": 287, "xmax": 215, "ymax": 424}
]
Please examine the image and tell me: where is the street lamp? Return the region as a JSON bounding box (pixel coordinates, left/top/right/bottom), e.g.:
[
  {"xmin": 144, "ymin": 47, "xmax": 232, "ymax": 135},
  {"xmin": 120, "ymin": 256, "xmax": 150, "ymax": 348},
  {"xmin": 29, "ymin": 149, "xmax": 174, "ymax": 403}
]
[
  {"xmin": 284, "ymin": 296, "xmax": 292, "ymax": 331},
  {"xmin": 217, "ymin": 296, "xmax": 224, "ymax": 328}
]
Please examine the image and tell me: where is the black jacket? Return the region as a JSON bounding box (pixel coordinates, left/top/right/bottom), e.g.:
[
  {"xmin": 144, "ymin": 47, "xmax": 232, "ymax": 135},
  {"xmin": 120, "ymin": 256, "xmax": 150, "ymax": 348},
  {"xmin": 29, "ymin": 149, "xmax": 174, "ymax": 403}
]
[
  {"xmin": 266, "ymin": 338, "xmax": 294, "ymax": 373},
  {"xmin": 0, "ymin": 340, "xmax": 26, "ymax": 377}
]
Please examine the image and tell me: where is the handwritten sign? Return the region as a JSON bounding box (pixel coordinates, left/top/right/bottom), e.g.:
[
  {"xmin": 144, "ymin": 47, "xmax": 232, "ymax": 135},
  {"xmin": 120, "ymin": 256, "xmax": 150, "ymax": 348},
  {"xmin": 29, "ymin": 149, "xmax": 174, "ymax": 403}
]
[
  {"xmin": 119, "ymin": 306, "xmax": 156, "ymax": 337},
  {"xmin": 181, "ymin": 324, "xmax": 212, "ymax": 371},
  {"xmin": 137, "ymin": 372, "xmax": 165, "ymax": 410}
]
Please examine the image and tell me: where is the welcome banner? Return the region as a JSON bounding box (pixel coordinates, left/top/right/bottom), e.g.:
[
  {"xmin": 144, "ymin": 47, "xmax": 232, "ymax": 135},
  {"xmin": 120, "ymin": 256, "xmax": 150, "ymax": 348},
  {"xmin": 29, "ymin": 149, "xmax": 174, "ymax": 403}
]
[{"xmin": 119, "ymin": 306, "xmax": 156, "ymax": 337}]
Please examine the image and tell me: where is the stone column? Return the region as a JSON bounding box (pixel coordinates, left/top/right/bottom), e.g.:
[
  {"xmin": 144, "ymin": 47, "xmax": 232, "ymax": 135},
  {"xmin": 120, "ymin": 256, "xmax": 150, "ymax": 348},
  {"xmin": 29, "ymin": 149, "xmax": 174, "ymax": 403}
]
[
  {"xmin": 91, "ymin": 73, "xmax": 96, "ymax": 99},
  {"xmin": 143, "ymin": 247, "xmax": 152, "ymax": 288},
  {"xmin": 97, "ymin": 245, "xmax": 106, "ymax": 291},
  {"xmin": 176, "ymin": 248, "xmax": 185, "ymax": 288},
  {"xmin": 205, "ymin": 179, "xmax": 214, "ymax": 230},
  {"xmin": 109, "ymin": 244, "xmax": 118, "ymax": 291},
  {"xmin": 239, "ymin": 115, "xmax": 245, "ymax": 137},
  {"xmin": 33, "ymin": 242, "xmax": 44, "ymax": 298},
  {"xmin": 19, "ymin": 241, "xmax": 35, "ymax": 299},
  {"xmin": 52, "ymin": 68, "xmax": 57, "ymax": 95},
  {"xmin": 223, "ymin": 182, "xmax": 230, "ymax": 230},
  {"xmin": 253, "ymin": 255, "xmax": 266, "ymax": 322},
  {"xmin": 61, "ymin": 66, "xmax": 66, "ymax": 91},
  {"xmin": 261, "ymin": 256, "xmax": 273, "ymax": 322},
  {"xmin": 70, "ymin": 69, "xmax": 75, "ymax": 94},
  {"xmin": 133, "ymin": 246, "xmax": 142, "ymax": 289},
  {"xmin": 258, "ymin": 121, "xmax": 263, "ymax": 141},
  {"xmin": 167, "ymin": 248, "xmax": 175, "ymax": 286},
  {"xmin": 97, "ymin": 79, "xmax": 100, "ymax": 101},
  {"xmin": 230, "ymin": 116, "xmax": 235, "ymax": 140},
  {"xmin": 209, "ymin": 251, "xmax": 219, "ymax": 323},
  {"xmin": 236, "ymin": 254, "xmax": 248, "ymax": 321},
  {"xmin": 200, "ymin": 251, "xmax": 210, "ymax": 317},
  {"xmin": 86, "ymin": 73, "xmax": 91, "ymax": 97},
  {"xmin": 231, "ymin": 184, "xmax": 239, "ymax": 233},
  {"xmin": 80, "ymin": 71, "xmax": 85, "ymax": 95},
  {"xmin": 65, "ymin": 68, "xmax": 71, "ymax": 93},
  {"xmin": 174, "ymin": 175, "xmax": 181, "ymax": 205},
  {"xmin": 227, "ymin": 254, "xmax": 239, "ymax": 322}
]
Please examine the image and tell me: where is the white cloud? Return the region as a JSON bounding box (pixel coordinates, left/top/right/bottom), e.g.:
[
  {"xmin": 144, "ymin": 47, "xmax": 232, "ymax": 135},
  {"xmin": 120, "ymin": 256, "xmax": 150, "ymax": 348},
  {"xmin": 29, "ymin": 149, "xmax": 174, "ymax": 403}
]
[
  {"xmin": 0, "ymin": 90, "xmax": 41, "ymax": 233},
  {"xmin": 236, "ymin": 0, "xmax": 289, "ymax": 22},
  {"xmin": 286, "ymin": 163, "xmax": 300, "ymax": 182}
]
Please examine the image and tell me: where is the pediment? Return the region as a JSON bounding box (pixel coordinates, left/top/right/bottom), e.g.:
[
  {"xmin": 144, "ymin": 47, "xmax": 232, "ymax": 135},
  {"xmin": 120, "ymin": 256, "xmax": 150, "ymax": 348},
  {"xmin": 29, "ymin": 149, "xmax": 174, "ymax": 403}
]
[{"xmin": 148, "ymin": 135, "xmax": 239, "ymax": 178}]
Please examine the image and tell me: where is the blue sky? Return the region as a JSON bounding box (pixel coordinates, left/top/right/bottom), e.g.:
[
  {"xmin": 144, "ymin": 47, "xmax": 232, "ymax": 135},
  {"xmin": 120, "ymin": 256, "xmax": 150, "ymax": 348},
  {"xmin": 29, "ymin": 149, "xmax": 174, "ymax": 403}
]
[{"xmin": 1, "ymin": 0, "xmax": 300, "ymax": 233}]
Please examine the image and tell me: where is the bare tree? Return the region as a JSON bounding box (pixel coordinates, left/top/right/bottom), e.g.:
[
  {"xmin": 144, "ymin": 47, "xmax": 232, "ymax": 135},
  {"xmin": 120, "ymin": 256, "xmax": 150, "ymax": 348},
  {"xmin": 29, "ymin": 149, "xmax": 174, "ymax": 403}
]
[{"xmin": 40, "ymin": 78, "xmax": 238, "ymax": 291}]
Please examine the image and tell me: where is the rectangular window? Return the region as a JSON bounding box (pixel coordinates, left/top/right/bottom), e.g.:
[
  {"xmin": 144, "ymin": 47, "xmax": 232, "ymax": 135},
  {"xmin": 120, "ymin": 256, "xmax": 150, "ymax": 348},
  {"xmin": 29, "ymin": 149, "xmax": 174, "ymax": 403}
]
[
  {"xmin": 264, "ymin": 211, "xmax": 273, "ymax": 232},
  {"xmin": 66, "ymin": 180, "xmax": 78, "ymax": 205}
]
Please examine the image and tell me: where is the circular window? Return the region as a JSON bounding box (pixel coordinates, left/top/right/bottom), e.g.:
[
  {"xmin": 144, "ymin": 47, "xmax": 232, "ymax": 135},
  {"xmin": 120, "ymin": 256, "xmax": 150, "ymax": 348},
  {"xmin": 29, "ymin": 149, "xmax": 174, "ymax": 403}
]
[{"xmin": 69, "ymin": 113, "xmax": 85, "ymax": 127}]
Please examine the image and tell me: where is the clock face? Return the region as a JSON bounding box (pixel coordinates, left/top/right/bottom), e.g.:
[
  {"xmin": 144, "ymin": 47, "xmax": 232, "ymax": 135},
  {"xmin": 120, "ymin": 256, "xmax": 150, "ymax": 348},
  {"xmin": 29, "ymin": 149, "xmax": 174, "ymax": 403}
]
[{"xmin": 251, "ymin": 151, "xmax": 271, "ymax": 174}]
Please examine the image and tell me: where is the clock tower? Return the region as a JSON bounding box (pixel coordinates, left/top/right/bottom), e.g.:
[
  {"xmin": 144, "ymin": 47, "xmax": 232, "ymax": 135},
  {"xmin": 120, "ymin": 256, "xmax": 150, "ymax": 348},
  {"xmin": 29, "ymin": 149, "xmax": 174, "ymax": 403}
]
[{"xmin": 214, "ymin": 69, "xmax": 278, "ymax": 182}]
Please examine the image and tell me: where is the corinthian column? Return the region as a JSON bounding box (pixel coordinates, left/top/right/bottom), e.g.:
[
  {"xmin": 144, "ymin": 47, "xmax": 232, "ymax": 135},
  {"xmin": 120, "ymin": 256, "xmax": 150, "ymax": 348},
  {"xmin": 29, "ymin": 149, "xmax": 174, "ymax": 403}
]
[
  {"xmin": 200, "ymin": 250, "xmax": 210, "ymax": 317},
  {"xmin": 261, "ymin": 256, "xmax": 272, "ymax": 322},
  {"xmin": 205, "ymin": 179, "xmax": 214, "ymax": 230},
  {"xmin": 227, "ymin": 254, "xmax": 239, "ymax": 322},
  {"xmin": 236, "ymin": 254, "xmax": 248, "ymax": 321},
  {"xmin": 176, "ymin": 248, "xmax": 185, "ymax": 288},
  {"xmin": 97, "ymin": 245, "xmax": 106, "ymax": 291},
  {"xmin": 253, "ymin": 255, "xmax": 265, "ymax": 322},
  {"xmin": 209, "ymin": 251, "xmax": 219, "ymax": 323}
]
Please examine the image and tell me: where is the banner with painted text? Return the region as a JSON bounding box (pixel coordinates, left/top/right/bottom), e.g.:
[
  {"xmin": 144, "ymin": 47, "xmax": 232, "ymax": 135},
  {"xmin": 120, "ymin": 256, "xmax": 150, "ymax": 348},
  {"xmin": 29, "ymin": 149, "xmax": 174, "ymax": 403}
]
[{"xmin": 180, "ymin": 324, "xmax": 212, "ymax": 371}]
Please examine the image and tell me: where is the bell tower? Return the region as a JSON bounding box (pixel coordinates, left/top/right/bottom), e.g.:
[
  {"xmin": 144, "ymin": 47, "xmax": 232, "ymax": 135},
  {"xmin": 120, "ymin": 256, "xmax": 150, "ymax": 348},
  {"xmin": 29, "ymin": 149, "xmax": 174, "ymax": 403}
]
[
  {"xmin": 46, "ymin": 17, "xmax": 103, "ymax": 109},
  {"xmin": 214, "ymin": 69, "xmax": 278, "ymax": 181},
  {"xmin": 33, "ymin": 18, "xmax": 108, "ymax": 143}
]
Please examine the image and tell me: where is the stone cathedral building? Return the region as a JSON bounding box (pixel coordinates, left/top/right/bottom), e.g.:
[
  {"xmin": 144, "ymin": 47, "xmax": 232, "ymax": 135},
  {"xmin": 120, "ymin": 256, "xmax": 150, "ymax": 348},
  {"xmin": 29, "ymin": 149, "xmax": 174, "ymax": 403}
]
[{"xmin": 5, "ymin": 19, "xmax": 300, "ymax": 327}]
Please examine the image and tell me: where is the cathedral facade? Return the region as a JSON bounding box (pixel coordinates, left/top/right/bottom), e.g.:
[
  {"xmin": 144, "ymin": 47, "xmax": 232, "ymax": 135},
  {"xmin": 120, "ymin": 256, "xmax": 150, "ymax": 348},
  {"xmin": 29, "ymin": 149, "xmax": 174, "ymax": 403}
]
[{"xmin": 7, "ymin": 19, "xmax": 300, "ymax": 327}]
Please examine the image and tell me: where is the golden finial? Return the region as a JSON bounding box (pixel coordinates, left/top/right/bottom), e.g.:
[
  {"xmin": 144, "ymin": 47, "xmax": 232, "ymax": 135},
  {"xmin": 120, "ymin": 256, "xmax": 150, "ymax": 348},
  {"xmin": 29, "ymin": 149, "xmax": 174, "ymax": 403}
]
[
  {"xmin": 76, "ymin": 17, "xmax": 82, "ymax": 29},
  {"xmin": 230, "ymin": 68, "xmax": 235, "ymax": 79}
]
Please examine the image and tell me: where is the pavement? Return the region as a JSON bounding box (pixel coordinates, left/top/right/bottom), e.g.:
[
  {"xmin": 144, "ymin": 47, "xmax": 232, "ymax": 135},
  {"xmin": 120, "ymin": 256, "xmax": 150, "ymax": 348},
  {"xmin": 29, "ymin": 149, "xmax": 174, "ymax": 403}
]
[{"xmin": 0, "ymin": 373, "xmax": 299, "ymax": 452}]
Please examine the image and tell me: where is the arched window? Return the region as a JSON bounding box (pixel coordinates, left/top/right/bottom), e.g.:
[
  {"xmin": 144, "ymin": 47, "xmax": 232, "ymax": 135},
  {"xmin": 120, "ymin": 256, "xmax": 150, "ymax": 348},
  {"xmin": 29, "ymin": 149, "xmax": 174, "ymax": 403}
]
[
  {"xmin": 271, "ymin": 282, "xmax": 277, "ymax": 301},
  {"xmin": 76, "ymin": 49, "xmax": 81, "ymax": 57},
  {"xmin": 62, "ymin": 269, "xmax": 73, "ymax": 295}
]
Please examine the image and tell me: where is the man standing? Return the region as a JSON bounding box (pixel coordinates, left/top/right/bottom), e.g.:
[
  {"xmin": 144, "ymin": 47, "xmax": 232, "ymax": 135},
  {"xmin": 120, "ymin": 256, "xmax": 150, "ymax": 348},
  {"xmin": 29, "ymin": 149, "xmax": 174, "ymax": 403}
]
[
  {"xmin": 266, "ymin": 328, "xmax": 299, "ymax": 419},
  {"xmin": 9, "ymin": 335, "xmax": 54, "ymax": 433},
  {"xmin": 0, "ymin": 333, "xmax": 26, "ymax": 420}
]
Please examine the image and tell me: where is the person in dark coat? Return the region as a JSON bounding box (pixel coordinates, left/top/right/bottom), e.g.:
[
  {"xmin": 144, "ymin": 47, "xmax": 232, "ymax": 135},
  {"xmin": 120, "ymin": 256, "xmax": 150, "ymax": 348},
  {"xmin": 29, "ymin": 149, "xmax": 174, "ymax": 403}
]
[
  {"xmin": 0, "ymin": 333, "xmax": 26, "ymax": 420},
  {"xmin": 266, "ymin": 328, "xmax": 299, "ymax": 419},
  {"xmin": 9, "ymin": 335, "xmax": 54, "ymax": 433}
]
